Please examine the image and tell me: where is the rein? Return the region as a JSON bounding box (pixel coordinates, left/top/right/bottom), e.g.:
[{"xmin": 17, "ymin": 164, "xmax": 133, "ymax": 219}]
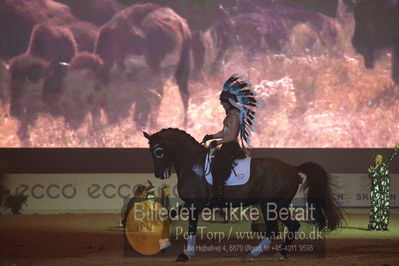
[{"xmin": 204, "ymin": 151, "xmax": 212, "ymax": 176}]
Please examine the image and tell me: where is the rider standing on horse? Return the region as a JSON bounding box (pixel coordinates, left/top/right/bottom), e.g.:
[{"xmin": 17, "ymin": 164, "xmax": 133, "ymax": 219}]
[{"xmin": 202, "ymin": 74, "xmax": 257, "ymax": 204}]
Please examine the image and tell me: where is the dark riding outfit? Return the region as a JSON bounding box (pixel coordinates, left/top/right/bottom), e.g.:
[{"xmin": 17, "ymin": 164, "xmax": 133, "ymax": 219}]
[
  {"xmin": 368, "ymin": 146, "xmax": 398, "ymax": 231},
  {"xmin": 202, "ymin": 74, "xmax": 257, "ymax": 203}
]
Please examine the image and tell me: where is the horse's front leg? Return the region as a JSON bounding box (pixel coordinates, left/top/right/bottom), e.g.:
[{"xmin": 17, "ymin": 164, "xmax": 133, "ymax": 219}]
[
  {"xmin": 176, "ymin": 203, "xmax": 202, "ymax": 262},
  {"xmin": 246, "ymin": 201, "xmax": 277, "ymax": 260}
]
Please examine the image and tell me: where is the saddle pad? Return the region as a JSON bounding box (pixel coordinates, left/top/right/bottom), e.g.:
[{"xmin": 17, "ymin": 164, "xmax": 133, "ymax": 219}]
[{"xmin": 204, "ymin": 153, "xmax": 251, "ymax": 186}]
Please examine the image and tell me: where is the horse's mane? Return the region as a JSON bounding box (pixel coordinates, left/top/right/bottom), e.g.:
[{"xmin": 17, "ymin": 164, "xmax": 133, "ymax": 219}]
[{"xmin": 154, "ymin": 128, "xmax": 205, "ymax": 151}]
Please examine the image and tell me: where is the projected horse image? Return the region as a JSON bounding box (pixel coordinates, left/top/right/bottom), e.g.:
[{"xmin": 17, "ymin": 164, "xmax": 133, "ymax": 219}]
[
  {"xmin": 1, "ymin": 0, "xmax": 398, "ymax": 148},
  {"xmin": 95, "ymin": 3, "xmax": 192, "ymax": 128},
  {"xmin": 348, "ymin": 0, "xmax": 399, "ymax": 84},
  {"xmin": 143, "ymin": 128, "xmax": 344, "ymax": 262}
]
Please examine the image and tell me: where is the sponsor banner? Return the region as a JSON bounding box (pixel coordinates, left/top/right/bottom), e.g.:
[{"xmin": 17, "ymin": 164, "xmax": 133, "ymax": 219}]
[
  {"xmin": 294, "ymin": 173, "xmax": 399, "ymax": 208},
  {"xmin": 5, "ymin": 173, "xmax": 178, "ymax": 213},
  {"xmin": 4, "ymin": 173, "xmax": 399, "ymax": 213}
]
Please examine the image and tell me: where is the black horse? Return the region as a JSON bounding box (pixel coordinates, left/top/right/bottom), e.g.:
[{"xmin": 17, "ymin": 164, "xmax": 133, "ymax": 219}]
[
  {"xmin": 348, "ymin": 0, "xmax": 399, "ymax": 84},
  {"xmin": 95, "ymin": 4, "xmax": 192, "ymax": 128},
  {"xmin": 144, "ymin": 128, "xmax": 343, "ymax": 261}
]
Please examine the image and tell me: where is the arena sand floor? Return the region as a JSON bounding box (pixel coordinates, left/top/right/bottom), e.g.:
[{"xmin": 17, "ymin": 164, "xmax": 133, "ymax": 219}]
[{"xmin": 0, "ymin": 213, "xmax": 398, "ymax": 265}]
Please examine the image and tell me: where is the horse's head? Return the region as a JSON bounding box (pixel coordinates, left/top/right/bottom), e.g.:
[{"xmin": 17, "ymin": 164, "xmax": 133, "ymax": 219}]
[
  {"xmin": 143, "ymin": 131, "xmax": 173, "ymax": 179},
  {"xmin": 144, "ymin": 128, "xmax": 206, "ymax": 179}
]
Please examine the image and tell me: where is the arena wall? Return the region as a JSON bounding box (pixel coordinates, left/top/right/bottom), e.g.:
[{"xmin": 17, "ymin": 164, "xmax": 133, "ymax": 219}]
[
  {"xmin": 1, "ymin": 148, "xmax": 398, "ymax": 214},
  {"xmin": 3, "ymin": 172, "xmax": 399, "ymax": 214}
]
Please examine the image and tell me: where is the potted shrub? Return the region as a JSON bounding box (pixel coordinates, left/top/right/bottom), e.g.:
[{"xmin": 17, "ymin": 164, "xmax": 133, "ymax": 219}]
[
  {"xmin": 0, "ymin": 175, "xmax": 6, "ymax": 207},
  {"xmin": 0, "ymin": 159, "xmax": 9, "ymax": 212},
  {"xmin": 3, "ymin": 192, "xmax": 28, "ymax": 214}
]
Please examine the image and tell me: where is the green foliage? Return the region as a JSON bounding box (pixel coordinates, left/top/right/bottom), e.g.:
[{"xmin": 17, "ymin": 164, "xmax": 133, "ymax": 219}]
[
  {"xmin": 0, "ymin": 159, "xmax": 28, "ymax": 214},
  {"xmin": 0, "ymin": 159, "xmax": 9, "ymax": 207},
  {"xmin": 3, "ymin": 193, "xmax": 28, "ymax": 214}
]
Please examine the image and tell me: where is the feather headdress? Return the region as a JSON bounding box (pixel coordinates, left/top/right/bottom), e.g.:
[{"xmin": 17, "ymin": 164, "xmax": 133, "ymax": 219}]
[{"xmin": 221, "ymin": 74, "xmax": 257, "ymax": 147}]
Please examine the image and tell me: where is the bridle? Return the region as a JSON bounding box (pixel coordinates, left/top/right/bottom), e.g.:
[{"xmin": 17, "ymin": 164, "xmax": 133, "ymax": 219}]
[{"xmin": 151, "ymin": 143, "xmax": 173, "ymax": 172}]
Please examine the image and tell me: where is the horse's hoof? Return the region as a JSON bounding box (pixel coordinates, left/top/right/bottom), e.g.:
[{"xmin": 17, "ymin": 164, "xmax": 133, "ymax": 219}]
[
  {"xmin": 176, "ymin": 252, "xmax": 190, "ymax": 262},
  {"xmin": 274, "ymin": 252, "xmax": 287, "ymax": 261},
  {"xmin": 161, "ymin": 246, "xmax": 170, "ymax": 254},
  {"xmin": 241, "ymin": 253, "xmax": 256, "ymax": 263},
  {"xmin": 159, "ymin": 239, "xmax": 171, "ymax": 249},
  {"xmin": 160, "ymin": 241, "xmax": 171, "ymax": 254}
]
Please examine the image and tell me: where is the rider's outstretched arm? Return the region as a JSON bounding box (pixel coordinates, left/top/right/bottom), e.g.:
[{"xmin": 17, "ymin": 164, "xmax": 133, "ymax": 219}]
[
  {"xmin": 202, "ymin": 129, "xmax": 223, "ymax": 144},
  {"xmin": 211, "ymin": 130, "xmax": 224, "ymax": 139}
]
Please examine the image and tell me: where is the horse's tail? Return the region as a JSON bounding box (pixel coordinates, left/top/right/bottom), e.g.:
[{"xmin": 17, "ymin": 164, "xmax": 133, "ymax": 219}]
[
  {"xmin": 298, "ymin": 162, "xmax": 345, "ymax": 231},
  {"xmin": 174, "ymin": 25, "xmax": 191, "ymax": 90},
  {"xmin": 174, "ymin": 24, "xmax": 191, "ymax": 125}
]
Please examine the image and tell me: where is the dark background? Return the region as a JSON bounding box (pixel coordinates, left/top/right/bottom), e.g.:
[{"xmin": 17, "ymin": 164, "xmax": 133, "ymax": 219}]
[{"xmin": 1, "ymin": 148, "xmax": 398, "ymax": 173}]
